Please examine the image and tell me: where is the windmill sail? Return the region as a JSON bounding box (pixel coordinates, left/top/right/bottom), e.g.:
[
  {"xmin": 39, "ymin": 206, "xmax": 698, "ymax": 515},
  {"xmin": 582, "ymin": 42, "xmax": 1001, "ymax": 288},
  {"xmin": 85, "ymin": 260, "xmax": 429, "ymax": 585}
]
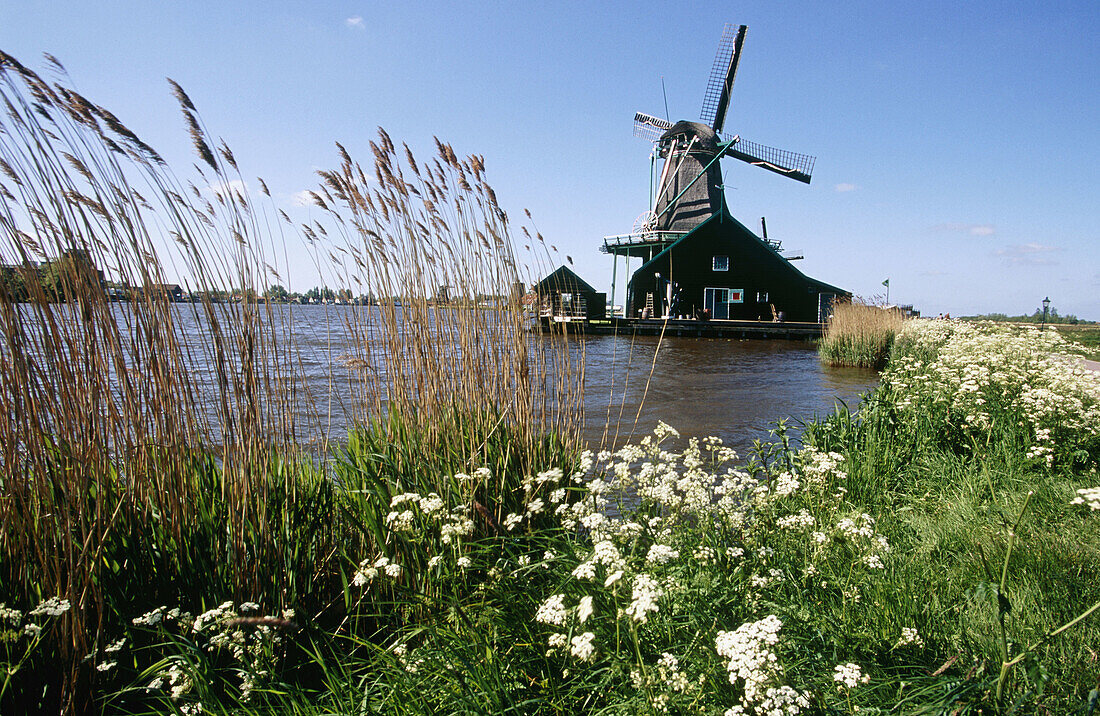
[
  {"xmin": 699, "ymin": 24, "xmax": 747, "ymax": 134},
  {"xmin": 633, "ymin": 111, "xmax": 673, "ymax": 142},
  {"xmin": 724, "ymin": 136, "xmax": 815, "ymax": 184}
]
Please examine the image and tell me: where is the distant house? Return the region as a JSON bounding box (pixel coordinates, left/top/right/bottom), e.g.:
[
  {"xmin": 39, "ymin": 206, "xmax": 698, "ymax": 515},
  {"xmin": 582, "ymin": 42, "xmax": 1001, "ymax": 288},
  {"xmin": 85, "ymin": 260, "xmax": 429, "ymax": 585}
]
[
  {"xmin": 624, "ymin": 206, "xmax": 848, "ymax": 323},
  {"xmin": 534, "ymin": 265, "xmax": 606, "ymax": 321},
  {"xmin": 148, "ymin": 284, "xmax": 184, "ymax": 302}
]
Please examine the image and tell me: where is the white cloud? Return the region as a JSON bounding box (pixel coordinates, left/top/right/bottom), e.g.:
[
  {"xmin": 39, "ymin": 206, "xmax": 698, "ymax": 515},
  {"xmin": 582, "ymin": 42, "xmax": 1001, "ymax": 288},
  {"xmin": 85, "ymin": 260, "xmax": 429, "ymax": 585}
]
[
  {"xmin": 834, "ymin": 183, "xmax": 857, "ymax": 193},
  {"xmin": 931, "ymin": 223, "xmax": 996, "ymax": 236},
  {"xmin": 995, "ymin": 243, "xmax": 1062, "ymax": 265},
  {"xmin": 345, "ymin": 16, "xmax": 364, "ymax": 29},
  {"xmin": 291, "ymin": 190, "xmax": 316, "ymax": 207},
  {"xmin": 918, "ymin": 269, "xmax": 948, "ymax": 276}
]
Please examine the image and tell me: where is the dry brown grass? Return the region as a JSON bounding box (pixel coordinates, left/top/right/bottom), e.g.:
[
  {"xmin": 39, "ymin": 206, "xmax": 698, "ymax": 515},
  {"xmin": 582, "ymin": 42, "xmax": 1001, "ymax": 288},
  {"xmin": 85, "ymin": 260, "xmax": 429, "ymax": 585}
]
[
  {"xmin": 0, "ymin": 49, "xmax": 578, "ymax": 712},
  {"xmin": 819, "ymin": 300, "xmax": 906, "ymax": 369}
]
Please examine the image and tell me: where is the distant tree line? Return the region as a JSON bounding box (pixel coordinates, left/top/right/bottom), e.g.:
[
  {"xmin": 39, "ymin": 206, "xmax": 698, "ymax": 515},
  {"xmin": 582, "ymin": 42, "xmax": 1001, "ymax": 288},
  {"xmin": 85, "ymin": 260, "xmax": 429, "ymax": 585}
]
[
  {"xmin": 1, "ymin": 259, "xmax": 479, "ymax": 307},
  {"xmin": 960, "ymin": 307, "xmax": 1096, "ymax": 325},
  {"xmin": 0, "ymin": 250, "xmax": 105, "ymax": 302},
  {"xmin": 263, "ymin": 285, "xmax": 362, "ymax": 304}
]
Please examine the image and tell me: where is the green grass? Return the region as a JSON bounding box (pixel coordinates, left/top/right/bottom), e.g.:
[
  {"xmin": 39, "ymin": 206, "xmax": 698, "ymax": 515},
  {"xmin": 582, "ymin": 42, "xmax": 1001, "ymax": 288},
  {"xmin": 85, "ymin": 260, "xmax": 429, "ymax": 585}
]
[{"xmin": 1058, "ymin": 324, "xmax": 1100, "ymax": 361}]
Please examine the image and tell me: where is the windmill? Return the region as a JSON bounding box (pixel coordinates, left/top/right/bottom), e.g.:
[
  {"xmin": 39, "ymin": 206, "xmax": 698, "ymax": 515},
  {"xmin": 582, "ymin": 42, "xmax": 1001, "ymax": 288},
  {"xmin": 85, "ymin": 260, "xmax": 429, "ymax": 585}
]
[
  {"xmin": 631, "ymin": 24, "xmax": 815, "ymax": 235},
  {"xmin": 594, "ymin": 22, "xmax": 843, "ymax": 325}
]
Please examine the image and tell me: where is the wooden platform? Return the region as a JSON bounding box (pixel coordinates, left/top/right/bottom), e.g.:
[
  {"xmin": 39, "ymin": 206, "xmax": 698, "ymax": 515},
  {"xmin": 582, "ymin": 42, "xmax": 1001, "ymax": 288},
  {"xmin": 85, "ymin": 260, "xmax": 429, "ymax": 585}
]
[{"xmin": 535, "ymin": 316, "xmax": 823, "ymax": 340}]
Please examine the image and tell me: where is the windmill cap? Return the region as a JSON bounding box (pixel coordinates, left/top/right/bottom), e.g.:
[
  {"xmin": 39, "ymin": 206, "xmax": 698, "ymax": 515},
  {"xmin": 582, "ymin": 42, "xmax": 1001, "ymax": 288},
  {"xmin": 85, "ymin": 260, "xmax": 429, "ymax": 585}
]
[{"xmin": 658, "ymin": 121, "xmax": 720, "ymax": 154}]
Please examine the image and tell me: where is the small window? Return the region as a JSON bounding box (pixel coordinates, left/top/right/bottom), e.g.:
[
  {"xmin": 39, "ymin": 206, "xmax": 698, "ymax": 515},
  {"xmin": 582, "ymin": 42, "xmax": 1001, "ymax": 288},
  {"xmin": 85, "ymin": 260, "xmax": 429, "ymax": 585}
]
[
  {"xmin": 756, "ymin": 291, "xmax": 769, "ymax": 303},
  {"xmin": 729, "ymin": 289, "xmax": 744, "ymax": 304},
  {"xmin": 712, "ymin": 255, "xmax": 729, "ymax": 272}
]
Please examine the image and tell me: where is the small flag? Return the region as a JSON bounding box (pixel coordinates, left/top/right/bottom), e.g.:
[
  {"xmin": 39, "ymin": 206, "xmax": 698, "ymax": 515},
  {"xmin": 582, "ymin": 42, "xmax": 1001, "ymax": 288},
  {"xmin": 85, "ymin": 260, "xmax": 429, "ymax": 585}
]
[{"xmin": 882, "ymin": 279, "xmax": 890, "ymax": 287}]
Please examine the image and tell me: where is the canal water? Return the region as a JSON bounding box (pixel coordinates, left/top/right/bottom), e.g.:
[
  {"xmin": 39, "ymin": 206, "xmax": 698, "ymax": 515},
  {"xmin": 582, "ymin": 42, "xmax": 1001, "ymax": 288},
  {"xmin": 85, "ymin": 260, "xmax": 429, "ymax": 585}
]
[
  {"xmin": 265, "ymin": 307, "xmax": 879, "ymax": 455},
  {"xmin": 7, "ymin": 304, "xmax": 879, "ymax": 457},
  {"xmin": 572, "ymin": 332, "xmax": 878, "ymax": 456}
]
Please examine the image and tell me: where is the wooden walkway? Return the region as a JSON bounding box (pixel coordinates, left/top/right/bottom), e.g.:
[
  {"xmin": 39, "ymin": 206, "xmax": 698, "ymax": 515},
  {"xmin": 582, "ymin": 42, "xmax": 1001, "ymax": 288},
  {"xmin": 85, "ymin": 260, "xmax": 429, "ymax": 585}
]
[{"xmin": 536, "ymin": 317, "xmax": 824, "ymax": 340}]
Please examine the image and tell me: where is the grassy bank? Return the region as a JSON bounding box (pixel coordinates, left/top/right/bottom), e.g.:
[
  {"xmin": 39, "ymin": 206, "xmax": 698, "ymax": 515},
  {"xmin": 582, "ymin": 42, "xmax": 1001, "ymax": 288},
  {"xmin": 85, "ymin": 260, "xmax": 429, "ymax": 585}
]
[
  {"xmin": 1052, "ymin": 324, "xmax": 1100, "ymax": 361},
  {"xmin": 3, "ymin": 51, "xmax": 1100, "ymax": 714},
  {"xmin": 819, "ymin": 302, "xmax": 906, "ymax": 369}
]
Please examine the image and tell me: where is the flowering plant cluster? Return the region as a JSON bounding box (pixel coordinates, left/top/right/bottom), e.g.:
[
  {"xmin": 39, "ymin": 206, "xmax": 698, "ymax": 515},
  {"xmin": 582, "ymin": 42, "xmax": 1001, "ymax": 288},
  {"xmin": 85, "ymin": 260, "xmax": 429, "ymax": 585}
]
[
  {"xmin": 883, "ymin": 321, "xmax": 1100, "ymax": 467},
  {"xmin": 127, "ymin": 600, "xmax": 296, "ymax": 707},
  {"xmin": 522, "ymin": 423, "xmax": 902, "ymax": 713}
]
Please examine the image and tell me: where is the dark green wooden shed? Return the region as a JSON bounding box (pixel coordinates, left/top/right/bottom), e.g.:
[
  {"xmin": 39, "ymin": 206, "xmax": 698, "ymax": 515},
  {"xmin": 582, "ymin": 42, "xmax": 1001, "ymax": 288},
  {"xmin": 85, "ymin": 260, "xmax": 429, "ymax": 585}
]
[{"xmin": 625, "ymin": 205, "xmax": 847, "ymax": 323}]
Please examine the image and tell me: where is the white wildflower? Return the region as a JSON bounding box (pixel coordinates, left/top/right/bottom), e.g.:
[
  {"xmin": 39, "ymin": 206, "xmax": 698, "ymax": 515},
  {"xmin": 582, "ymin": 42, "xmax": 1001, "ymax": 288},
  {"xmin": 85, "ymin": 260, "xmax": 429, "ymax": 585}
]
[
  {"xmin": 1071, "ymin": 487, "xmax": 1100, "ymax": 511},
  {"xmin": 773, "ymin": 472, "xmax": 801, "ymax": 497},
  {"xmin": 418, "ymin": 493, "xmax": 444, "ymax": 515},
  {"xmin": 576, "ymin": 595, "xmax": 594, "ymax": 624},
  {"xmin": 570, "ymin": 631, "xmax": 597, "ymax": 661},
  {"xmin": 693, "ymin": 545, "xmax": 716, "ymax": 563},
  {"xmin": 646, "ymin": 544, "xmax": 679, "ymax": 565},
  {"xmin": 547, "ymin": 632, "xmax": 567, "ymax": 654},
  {"xmin": 654, "ymin": 421, "xmax": 680, "ymax": 439},
  {"xmin": 625, "ymin": 574, "xmax": 662, "ymax": 623},
  {"xmin": 30, "ymin": 597, "xmax": 71, "ymax": 618},
  {"xmin": 535, "ymin": 594, "xmax": 569, "ymax": 626},
  {"xmin": 389, "ymin": 492, "xmax": 421, "ymax": 508},
  {"xmin": 776, "ymin": 509, "xmax": 816, "ymax": 530},
  {"xmin": 863, "ymin": 553, "xmax": 885, "ymax": 569},
  {"xmin": 896, "ymin": 627, "xmax": 925, "ymax": 648},
  {"xmin": 386, "ymin": 509, "xmax": 416, "ymax": 532},
  {"xmin": 715, "ymin": 615, "xmax": 785, "ymax": 706},
  {"xmin": 572, "ymin": 561, "xmax": 597, "ymax": 580},
  {"xmin": 133, "ymin": 606, "xmax": 166, "ymax": 627},
  {"xmin": 833, "ymin": 662, "xmax": 870, "ymax": 689}
]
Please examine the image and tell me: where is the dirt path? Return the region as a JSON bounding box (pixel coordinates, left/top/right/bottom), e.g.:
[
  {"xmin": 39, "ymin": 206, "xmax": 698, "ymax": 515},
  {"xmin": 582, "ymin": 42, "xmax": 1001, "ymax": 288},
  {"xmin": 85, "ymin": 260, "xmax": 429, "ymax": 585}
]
[{"xmin": 1084, "ymin": 359, "xmax": 1100, "ymax": 373}]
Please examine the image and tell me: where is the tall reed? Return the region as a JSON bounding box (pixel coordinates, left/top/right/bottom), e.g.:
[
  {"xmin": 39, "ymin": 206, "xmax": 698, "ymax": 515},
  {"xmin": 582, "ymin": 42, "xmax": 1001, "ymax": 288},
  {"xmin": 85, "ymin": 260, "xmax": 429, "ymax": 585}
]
[
  {"xmin": 818, "ymin": 300, "xmax": 906, "ymax": 369},
  {"xmin": 0, "ymin": 49, "xmax": 579, "ymax": 712}
]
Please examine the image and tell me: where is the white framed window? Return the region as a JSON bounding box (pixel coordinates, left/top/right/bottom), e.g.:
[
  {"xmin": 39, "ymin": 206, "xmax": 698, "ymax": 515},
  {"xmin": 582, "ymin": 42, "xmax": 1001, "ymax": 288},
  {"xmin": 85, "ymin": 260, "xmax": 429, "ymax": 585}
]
[
  {"xmin": 756, "ymin": 291, "xmax": 769, "ymax": 303},
  {"xmin": 712, "ymin": 255, "xmax": 729, "ymax": 272}
]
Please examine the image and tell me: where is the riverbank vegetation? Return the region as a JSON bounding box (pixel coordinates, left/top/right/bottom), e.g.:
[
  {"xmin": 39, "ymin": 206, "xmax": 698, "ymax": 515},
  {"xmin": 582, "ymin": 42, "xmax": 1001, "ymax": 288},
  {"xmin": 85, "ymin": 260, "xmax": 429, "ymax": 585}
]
[
  {"xmin": 3, "ymin": 51, "xmax": 1100, "ymax": 714},
  {"xmin": 818, "ymin": 301, "xmax": 906, "ymax": 369},
  {"xmin": 958, "ymin": 310, "xmax": 1100, "ymax": 361}
]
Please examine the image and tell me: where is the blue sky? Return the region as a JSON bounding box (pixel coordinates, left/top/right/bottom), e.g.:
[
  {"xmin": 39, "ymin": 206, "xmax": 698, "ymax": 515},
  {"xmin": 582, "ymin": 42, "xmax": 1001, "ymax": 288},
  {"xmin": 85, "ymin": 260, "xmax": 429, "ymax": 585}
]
[{"xmin": 2, "ymin": 1, "xmax": 1098, "ymax": 318}]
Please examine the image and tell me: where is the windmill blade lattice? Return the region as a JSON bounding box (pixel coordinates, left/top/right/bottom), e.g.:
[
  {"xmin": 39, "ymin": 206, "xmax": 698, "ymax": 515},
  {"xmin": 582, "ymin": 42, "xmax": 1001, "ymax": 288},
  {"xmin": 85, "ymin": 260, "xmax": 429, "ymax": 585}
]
[
  {"xmin": 723, "ymin": 135, "xmax": 816, "ymax": 184},
  {"xmin": 699, "ymin": 24, "xmax": 747, "ymax": 133},
  {"xmin": 633, "ymin": 111, "xmax": 673, "ymax": 142}
]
